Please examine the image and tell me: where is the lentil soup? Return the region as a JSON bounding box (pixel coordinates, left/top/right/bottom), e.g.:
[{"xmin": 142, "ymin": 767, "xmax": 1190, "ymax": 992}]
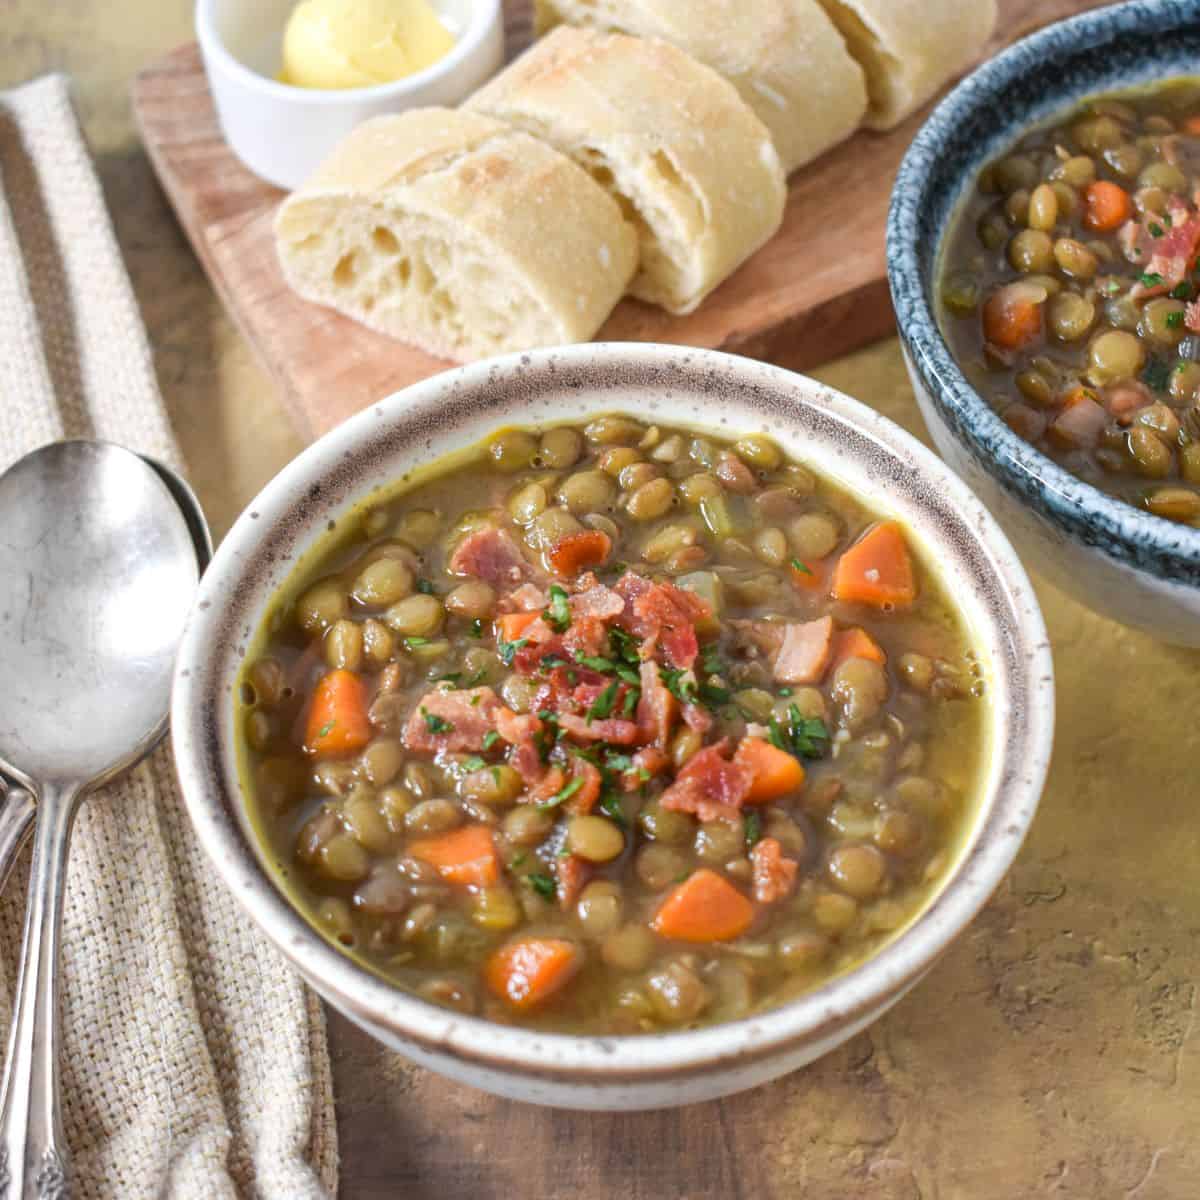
[
  {"xmin": 238, "ymin": 416, "xmax": 987, "ymax": 1033},
  {"xmin": 939, "ymin": 78, "xmax": 1200, "ymax": 526}
]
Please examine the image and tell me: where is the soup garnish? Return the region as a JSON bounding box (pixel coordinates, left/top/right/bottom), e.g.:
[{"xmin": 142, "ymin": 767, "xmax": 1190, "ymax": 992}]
[{"xmin": 239, "ymin": 417, "xmax": 985, "ymax": 1032}]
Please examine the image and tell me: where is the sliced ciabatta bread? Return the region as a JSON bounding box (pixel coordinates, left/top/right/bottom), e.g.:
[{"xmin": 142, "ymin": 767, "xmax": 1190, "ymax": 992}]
[
  {"xmin": 814, "ymin": 0, "xmax": 998, "ymax": 130},
  {"xmin": 274, "ymin": 108, "xmax": 638, "ymax": 362},
  {"xmin": 467, "ymin": 27, "xmax": 786, "ymax": 316},
  {"xmin": 533, "ymin": 0, "xmax": 867, "ymax": 175}
]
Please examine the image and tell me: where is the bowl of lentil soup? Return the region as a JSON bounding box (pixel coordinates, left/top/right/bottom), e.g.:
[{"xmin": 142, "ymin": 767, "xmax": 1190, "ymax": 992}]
[
  {"xmin": 889, "ymin": 0, "xmax": 1200, "ymax": 643},
  {"xmin": 172, "ymin": 343, "xmax": 1052, "ymax": 1109}
]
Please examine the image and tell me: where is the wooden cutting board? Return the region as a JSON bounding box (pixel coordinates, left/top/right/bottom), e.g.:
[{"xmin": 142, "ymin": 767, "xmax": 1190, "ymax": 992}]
[{"xmin": 133, "ymin": 0, "xmax": 1112, "ymax": 441}]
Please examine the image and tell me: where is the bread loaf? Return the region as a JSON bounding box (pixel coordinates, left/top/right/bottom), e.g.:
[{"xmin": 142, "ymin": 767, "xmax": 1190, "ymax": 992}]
[
  {"xmin": 468, "ymin": 27, "xmax": 786, "ymax": 315},
  {"xmin": 534, "ymin": 0, "xmax": 867, "ymax": 175},
  {"xmin": 273, "ymin": 108, "xmax": 638, "ymax": 362},
  {"xmin": 814, "ymin": 0, "xmax": 998, "ymax": 130}
]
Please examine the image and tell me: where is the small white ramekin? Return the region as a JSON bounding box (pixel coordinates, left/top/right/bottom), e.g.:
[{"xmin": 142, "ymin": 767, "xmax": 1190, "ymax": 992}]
[{"xmin": 195, "ymin": 0, "xmax": 505, "ymax": 190}]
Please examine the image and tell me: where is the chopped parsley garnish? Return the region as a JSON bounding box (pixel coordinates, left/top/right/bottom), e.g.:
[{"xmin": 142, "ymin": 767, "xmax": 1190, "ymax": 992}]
[
  {"xmin": 576, "ymin": 653, "xmax": 615, "ymax": 672},
  {"xmin": 608, "ymin": 626, "xmax": 642, "ymax": 665},
  {"xmin": 1142, "ymin": 356, "xmax": 1174, "ymax": 392},
  {"xmin": 462, "ymin": 755, "xmax": 486, "ymax": 772},
  {"xmin": 698, "ymin": 643, "xmax": 725, "ymax": 677},
  {"xmin": 587, "ymin": 680, "xmax": 620, "ymax": 722},
  {"xmin": 790, "ymin": 557, "xmax": 813, "ymax": 577},
  {"xmin": 405, "ymin": 636, "xmax": 430, "ymax": 648},
  {"xmin": 768, "ymin": 704, "xmax": 830, "ymax": 761},
  {"xmin": 510, "ymin": 852, "xmax": 528, "ymax": 868},
  {"xmin": 603, "ymin": 750, "xmax": 634, "ymax": 773},
  {"xmin": 621, "ymin": 687, "xmax": 641, "ymax": 718},
  {"xmin": 497, "ymin": 636, "xmax": 529, "ymax": 666},
  {"xmin": 316, "ymin": 720, "xmax": 335, "ymax": 738},
  {"xmin": 538, "ymin": 776, "xmax": 584, "ymax": 809},
  {"xmin": 1167, "ymin": 310, "xmax": 1186, "ymax": 329},
  {"xmin": 1149, "ymin": 223, "xmax": 1165, "ymax": 238},
  {"xmin": 415, "ymin": 578, "xmax": 435, "ymax": 595},
  {"xmin": 420, "ymin": 707, "xmax": 454, "ymax": 735},
  {"xmin": 660, "ymin": 667, "xmax": 699, "ymax": 705},
  {"xmin": 434, "ymin": 672, "xmax": 462, "ymax": 686},
  {"xmin": 526, "ymin": 873, "xmax": 557, "ymax": 899},
  {"xmin": 463, "ymin": 667, "xmax": 488, "ymax": 688},
  {"xmin": 537, "ymin": 709, "xmax": 557, "ymax": 723},
  {"xmin": 469, "ymin": 619, "xmax": 484, "ymax": 639},
  {"xmin": 546, "ymin": 584, "xmax": 572, "ymax": 632},
  {"xmin": 744, "ymin": 811, "xmax": 762, "ymax": 849},
  {"xmin": 1139, "ymin": 271, "xmax": 1165, "ymax": 288},
  {"xmin": 1172, "ymin": 282, "xmax": 1194, "ymax": 301},
  {"xmin": 540, "ymin": 654, "xmax": 569, "ymax": 671},
  {"xmin": 778, "ymin": 687, "xmax": 793, "ymax": 697},
  {"xmin": 600, "ymin": 791, "xmax": 626, "ymax": 827},
  {"xmin": 482, "ymin": 730, "xmax": 500, "ymax": 751},
  {"xmin": 699, "ymin": 681, "xmax": 732, "ymax": 708}
]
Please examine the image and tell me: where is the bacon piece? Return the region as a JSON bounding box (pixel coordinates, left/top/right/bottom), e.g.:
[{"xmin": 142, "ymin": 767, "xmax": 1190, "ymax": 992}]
[
  {"xmin": 562, "ymin": 616, "xmax": 611, "ymax": 659},
  {"xmin": 772, "ymin": 616, "xmax": 834, "ymax": 685},
  {"xmin": 566, "ymin": 759, "xmax": 602, "ymax": 815},
  {"xmin": 623, "ymin": 746, "xmax": 671, "ymax": 790},
  {"xmin": 556, "ymin": 854, "xmax": 592, "ymax": 909},
  {"xmin": 660, "ymin": 739, "xmax": 754, "ymax": 821},
  {"xmin": 555, "ymin": 714, "xmax": 642, "ymax": 745},
  {"xmin": 510, "ymin": 739, "xmax": 546, "ymax": 786},
  {"xmin": 1104, "ymin": 380, "xmax": 1153, "ymax": 424},
  {"xmin": 494, "ymin": 707, "xmax": 543, "ymax": 746},
  {"xmin": 570, "ymin": 581, "xmax": 625, "ymax": 621},
  {"xmin": 636, "ymin": 659, "xmax": 677, "ymax": 749},
  {"xmin": 1131, "ymin": 206, "xmax": 1200, "ymax": 299},
  {"xmin": 498, "ymin": 583, "xmax": 548, "ymax": 613},
  {"xmin": 402, "ymin": 687, "xmax": 501, "ymax": 753},
  {"xmin": 615, "ymin": 573, "xmax": 710, "ymax": 669},
  {"xmin": 449, "ymin": 526, "xmax": 531, "ymax": 586},
  {"xmin": 751, "ymin": 837, "xmax": 799, "ymax": 904}
]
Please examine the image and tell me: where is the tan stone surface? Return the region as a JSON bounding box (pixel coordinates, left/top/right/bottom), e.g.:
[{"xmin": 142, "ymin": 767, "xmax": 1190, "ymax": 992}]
[{"xmin": 3, "ymin": 3, "xmax": 1199, "ymax": 1196}]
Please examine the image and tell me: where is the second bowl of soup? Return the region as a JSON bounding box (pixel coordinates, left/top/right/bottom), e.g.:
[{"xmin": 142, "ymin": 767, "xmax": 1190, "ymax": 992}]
[{"xmin": 889, "ymin": 0, "xmax": 1200, "ymax": 643}]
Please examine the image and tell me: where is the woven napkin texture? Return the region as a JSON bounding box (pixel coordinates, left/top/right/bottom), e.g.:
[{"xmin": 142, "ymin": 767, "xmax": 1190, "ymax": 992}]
[{"xmin": 0, "ymin": 75, "xmax": 338, "ymax": 1198}]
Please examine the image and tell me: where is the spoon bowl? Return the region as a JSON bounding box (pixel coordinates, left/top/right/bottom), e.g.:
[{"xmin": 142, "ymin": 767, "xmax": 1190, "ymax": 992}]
[{"xmin": 0, "ymin": 440, "xmax": 200, "ymax": 1197}]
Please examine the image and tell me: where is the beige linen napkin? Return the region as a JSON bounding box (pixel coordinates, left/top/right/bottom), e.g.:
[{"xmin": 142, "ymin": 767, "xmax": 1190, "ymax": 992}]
[{"xmin": 0, "ymin": 75, "xmax": 338, "ymax": 1198}]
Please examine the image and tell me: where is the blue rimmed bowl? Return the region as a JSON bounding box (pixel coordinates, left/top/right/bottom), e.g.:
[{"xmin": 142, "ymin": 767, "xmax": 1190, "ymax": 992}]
[{"xmin": 888, "ymin": 0, "xmax": 1200, "ymax": 645}]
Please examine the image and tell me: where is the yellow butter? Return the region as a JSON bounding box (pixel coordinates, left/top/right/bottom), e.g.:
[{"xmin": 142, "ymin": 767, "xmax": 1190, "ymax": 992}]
[{"xmin": 280, "ymin": 0, "xmax": 456, "ymax": 90}]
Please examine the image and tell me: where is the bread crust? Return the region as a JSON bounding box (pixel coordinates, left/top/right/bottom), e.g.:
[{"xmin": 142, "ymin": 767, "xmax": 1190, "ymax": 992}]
[
  {"xmin": 468, "ymin": 27, "xmax": 787, "ymax": 315},
  {"xmin": 534, "ymin": 0, "xmax": 868, "ymax": 175},
  {"xmin": 814, "ymin": 0, "xmax": 998, "ymax": 130},
  {"xmin": 274, "ymin": 108, "xmax": 638, "ymax": 362}
]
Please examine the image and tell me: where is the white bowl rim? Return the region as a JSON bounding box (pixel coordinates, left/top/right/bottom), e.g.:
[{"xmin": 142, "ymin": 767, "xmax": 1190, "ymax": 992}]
[
  {"xmin": 171, "ymin": 342, "xmax": 1055, "ymax": 1083},
  {"xmin": 194, "ymin": 0, "xmax": 503, "ymax": 105}
]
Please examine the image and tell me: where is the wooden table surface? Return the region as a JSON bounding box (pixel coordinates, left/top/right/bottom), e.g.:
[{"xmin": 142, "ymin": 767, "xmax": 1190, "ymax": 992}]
[{"xmin": 5, "ymin": 2, "xmax": 1200, "ymax": 1196}]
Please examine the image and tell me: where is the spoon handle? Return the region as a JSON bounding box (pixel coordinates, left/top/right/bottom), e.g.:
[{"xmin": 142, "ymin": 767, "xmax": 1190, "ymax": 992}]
[
  {"xmin": 0, "ymin": 781, "xmax": 80, "ymax": 1199},
  {"xmin": 0, "ymin": 788, "xmax": 36, "ymax": 893}
]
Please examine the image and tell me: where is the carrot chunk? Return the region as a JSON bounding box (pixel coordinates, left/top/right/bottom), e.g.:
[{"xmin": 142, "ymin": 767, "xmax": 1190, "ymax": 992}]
[
  {"xmin": 548, "ymin": 529, "xmax": 612, "ymax": 577},
  {"xmin": 1184, "ymin": 114, "xmax": 1200, "ymax": 136},
  {"xmin": 789, "ymin": 556, "xmax": 828, "ymax": 592},
  {"xmin": 1082, "ymin": 181, "xmax": 1132, "ymax": 233},
  {"xmin": 828, "ymin": 627, "xmax": 887, "ymax": 676},
  {"xmin": 496, "ymin": 611, "xmax": 541, "ymax": 644},
  {"xmin": 304, "ymin": 669, "xmax": 372, "ymax": 758},
  {"xmin": 408, "ymin": 824, "xmax": 500, "ymax": 889},
  {"xmin": 832, "ymin": 521, "xmax": 917, "ymax": 610},
  {"xmin": 733, "ymin": 736, "xmax": 806, "ymax": 804},
  {"xmin": 982, "ymin": 283, "xmax": 1043, "ymax": 350},
  {"xmin": 651, "ymin": 869, "xmax": 755, "ymax": 943},
  {"xmin": 485, "ymin": 938, "xmax": 582, "ymax": 1010}
]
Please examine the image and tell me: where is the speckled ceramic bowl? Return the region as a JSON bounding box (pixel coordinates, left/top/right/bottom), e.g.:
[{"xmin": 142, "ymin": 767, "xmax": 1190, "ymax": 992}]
[
  {"xmin": 889, "ymin": 0, "xmax": 1200, "ymax": 645},
  {"xmin": 171, "ymin": 344, "xmax": 1054, "ymax": 1110}
]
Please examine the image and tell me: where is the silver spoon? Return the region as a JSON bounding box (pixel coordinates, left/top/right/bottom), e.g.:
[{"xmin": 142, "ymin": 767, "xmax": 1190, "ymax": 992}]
[
  {"xmin": 0, "ymin": 453, "xmax": 212, "ymax": 899},
  {"xmin": 0, "ymin": 440, "xmax": 201, "ymax": 1198}
]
